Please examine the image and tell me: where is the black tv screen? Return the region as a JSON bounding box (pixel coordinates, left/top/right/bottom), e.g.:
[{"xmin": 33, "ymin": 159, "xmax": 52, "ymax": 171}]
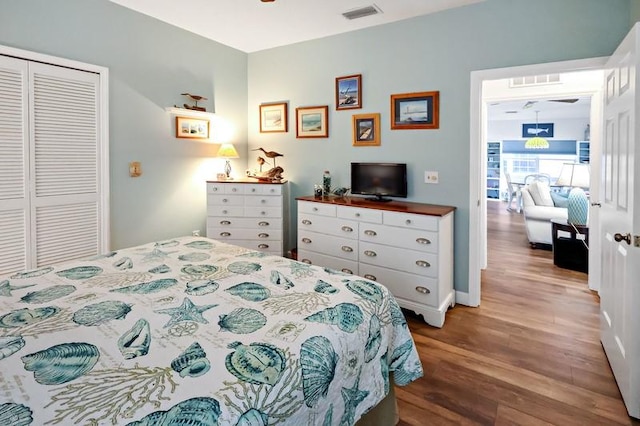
[{"xmin": 350, "ymin": 162, "xmax": 408, "ymax": 202}]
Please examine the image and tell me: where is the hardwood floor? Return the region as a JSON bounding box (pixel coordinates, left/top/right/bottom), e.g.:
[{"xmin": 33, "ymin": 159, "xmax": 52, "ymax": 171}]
[{"xmin": 396, "ymin": 200, "xmax": 638, "ymax": 425}]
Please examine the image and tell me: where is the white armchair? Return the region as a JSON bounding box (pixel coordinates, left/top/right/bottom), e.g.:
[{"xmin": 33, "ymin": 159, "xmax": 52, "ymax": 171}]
[{"xmin": 521, "ymin": 181, "xmax": 568, "ymax": 247}]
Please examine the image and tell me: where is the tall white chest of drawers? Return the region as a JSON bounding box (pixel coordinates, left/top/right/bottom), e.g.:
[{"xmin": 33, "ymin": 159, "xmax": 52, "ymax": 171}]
[
  {"xmin": 206, "ymin": 180, "xmax": 288, "ymax": 255},
  {"xmin": 296, "ymin": 196, "xmax": 455, "ymax": 327}
]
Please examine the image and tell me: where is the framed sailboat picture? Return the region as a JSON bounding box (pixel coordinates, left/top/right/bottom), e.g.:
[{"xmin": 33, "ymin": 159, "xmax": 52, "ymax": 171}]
[{"xmin": 390, "ymin": 91, "xmax": 439, "ymax": 130}]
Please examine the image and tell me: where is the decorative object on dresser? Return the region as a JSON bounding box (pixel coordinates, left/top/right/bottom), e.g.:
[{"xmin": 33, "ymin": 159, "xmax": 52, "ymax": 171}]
[
  {"xmin": 390, "ymin": 91, "xmax": 439, "ymax": 130},
  {"xmin": 259, "ymin": 102, "xmax": 288, "ymax": 133},
  {"xmin": 207, "ymin": 179, "xmax": 288, "ymax": 255},
  {"xmin": 216, "ymin": 143, "xmax": 239, "ymax": 179},
  {"xmin": 335, "ymin": 74, "xmax": 362, "ymax": 110},
  {"xmin": 296, "ymin": 105, "xmax": 329, "ymax": 138},
  {"xmin": 352, "ymin": 113, "xmax": 380, "ymax": 146},
  {"xmin": 296, "ymin": 196, "xmax": 455, "ymax": 327}
]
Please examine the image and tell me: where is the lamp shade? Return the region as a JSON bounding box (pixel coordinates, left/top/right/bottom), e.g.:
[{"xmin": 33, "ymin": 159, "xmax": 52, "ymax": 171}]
[
  {"xmin": 216, "ymin": 143, "xmax": 239, "ymax": 159},
  {"xmin": 524, "ymin": 137, "xmax": 550, "ymax": 149},
  {"xmin": 555, "ymin": 163, "xmax": 590, "ymax": 188}
]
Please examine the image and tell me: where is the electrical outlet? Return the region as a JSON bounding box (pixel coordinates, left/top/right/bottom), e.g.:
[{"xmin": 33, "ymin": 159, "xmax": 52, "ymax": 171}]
[
  {"xmin": 192, "ymin": 230, "xmax": 200, "ymax": 237},
  {"xmin": 424, "ymin": 171, "xmax": 439, "ymax": 184}
]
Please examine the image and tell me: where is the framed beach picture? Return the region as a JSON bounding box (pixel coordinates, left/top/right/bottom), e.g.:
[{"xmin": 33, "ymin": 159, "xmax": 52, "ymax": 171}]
[
  {"xmin": 176, "ymin": 116, "xmax": 210, "ymax": 139},
  {"xmin": 336, "ymin": 74, "xmax": 362, "ymax": 110},
  {"xmin": 522, "ymin": 122, "xmax": 554, "ymax": 138},
  {"xmin": 390, "ymin": 91, "xmax": 439, "ymax": 130},
  {"xmin": 352, "ymin": 113, "xmax": 380, "ymax": 146},
  {"xmin": 259, "ymin": 102, "xmax": 288, "ymax": 133},
  {"xmin": 296, "ymin": 105, "xmax": 329, "ymax": 138}
]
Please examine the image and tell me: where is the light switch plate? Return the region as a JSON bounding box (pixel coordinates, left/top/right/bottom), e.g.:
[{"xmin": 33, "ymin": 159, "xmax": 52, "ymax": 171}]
[{"xmin": 425, "ymin": 171, "xmax": 439, "ymax": 184}]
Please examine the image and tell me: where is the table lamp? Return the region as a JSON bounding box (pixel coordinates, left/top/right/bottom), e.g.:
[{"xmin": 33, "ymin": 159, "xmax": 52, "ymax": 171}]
[
  {"xmin": 216, "ymin": 143, "xmax": 239, "ymax": 179},
  {"xmin": 555, "ymin": 163, "xmax": 590, "ymax": 225}
]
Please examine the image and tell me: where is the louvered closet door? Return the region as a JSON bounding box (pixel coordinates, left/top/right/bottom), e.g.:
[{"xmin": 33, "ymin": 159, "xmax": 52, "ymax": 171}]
[
  {"xmin": 29, "ymin": 63, "xmax": 102, "ymax": 267},
  {"xmin": 0, "ymin": 56, "xmax": 29, "ymax": 274}
]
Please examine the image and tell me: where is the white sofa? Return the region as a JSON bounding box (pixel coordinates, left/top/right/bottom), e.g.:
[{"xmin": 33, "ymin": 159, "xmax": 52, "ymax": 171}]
[{"xmin": 521, "ymin": 181, "xmax": 568, "ymax": 247}]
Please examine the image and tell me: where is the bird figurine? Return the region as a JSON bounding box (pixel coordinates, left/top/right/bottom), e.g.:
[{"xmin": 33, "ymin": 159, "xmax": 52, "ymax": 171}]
[
  {"xmin": 181, "ymin": 93, "xmax": 208, "ymax": 111},
  {"xmin": 252, "ymin": 148, "xmax": 283, "ymax": 167},
  {"xmin": 256, "ymin": 156, "xmax": 270, "ymax": 172}
]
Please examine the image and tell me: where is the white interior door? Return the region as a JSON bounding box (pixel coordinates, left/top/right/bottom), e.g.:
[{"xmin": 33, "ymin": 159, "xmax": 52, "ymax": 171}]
[{"xmin": 600, "ymin": 23, "xmax": 640, "ymax": 419}]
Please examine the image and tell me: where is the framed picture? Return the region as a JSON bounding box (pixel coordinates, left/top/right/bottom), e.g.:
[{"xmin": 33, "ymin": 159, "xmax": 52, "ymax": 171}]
[
  {"xmin": 352, "ymin": 113, "xmax": 380, "ymax": 146},
  {"xmin": 259, "ymin": 102, "xmax": 288, "ymax": 133},
  {"xmin": 296, "ymin": 105, "xmax": 329, "ymax": 138},
  {"xmin": 390, "ymin": 91, "xmax": 439, "ymax": 130},
  {"xmin": 336, "ymin": 74, "xmax": 362, "ymax": 110},
  {"xmin": 176, "ymin": 116, "xmax": 209, "ymax": 139},
  {"xmin": 522, "ymin": 122, "xmax": 554, "ymax": 138}
]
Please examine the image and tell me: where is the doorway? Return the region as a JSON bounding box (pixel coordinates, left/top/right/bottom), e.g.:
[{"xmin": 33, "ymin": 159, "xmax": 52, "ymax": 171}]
[{"xmin": 468, "ymin": 57, "xmax": 606, "ymax": 307}]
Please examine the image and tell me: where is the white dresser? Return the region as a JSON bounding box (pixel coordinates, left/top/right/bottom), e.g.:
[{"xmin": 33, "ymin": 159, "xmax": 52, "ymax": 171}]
[
  {"xmin": 296, "ymin": 196, "xmax": 455, "ymax": 327},
  {"xmin": 206, "ymin": 180, "xmax": 288, "ymax": 255}
]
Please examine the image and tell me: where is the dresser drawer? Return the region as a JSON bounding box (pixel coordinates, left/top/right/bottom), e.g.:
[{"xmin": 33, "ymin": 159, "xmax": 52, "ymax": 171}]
[
  {"xmin": 383, "ymin": 211, "xmax": 439, "ymax": 231},
  {"xmin": 229, "ymin": 239, "xmax": 282, "ymax": 254},
  {"xmin": 208, "ymin": 194, "xmax": 244, "ymax": 206},
  {"xmin": 207, "ymin": 206, "xmax": 244, "ymax": 216},
  {"xmin": 245, "ymin": 196, "xmax": 283, "ymax": 208},
  {"xmin": 244, "ymin": 184, "xmax": 282, "ymax": 195},
  {"xmin": 298, "ymin": 231, "xmax": 358, "ymax": 262},
  {"xmin": 207, "ymin": 183, "xmax": 245, "ymax": 194},
  {"xmin": 244, "ymin": 206, "xmax": 282, "ymax": 218},
  {"xmin": 359, "ymin": 223, "xmax": 438, "ymax": 253},
  {"xmin": 358, "ymin": 263, "xmax": 438, "ymax": 307},
  {"xmin": 207, "ymin": 217, "xmax": 282, "ymax": 230},
  {"xmin": 208, "ymin": 227, "xmax": 282, "ymax": 241},
  {"xmin": 298, "ymin": 214, "xmax": 358, "ymax": 239},
  {"xmin": 297, "ymin": 250, "xmax": 358, "ymax": 275},
  {"xmin": 359, "ymin": 241, "xmax": 438, "ymax": 278},
  {"xmin": 298, "ymin": 201, "xmax": 336, "ymax": 217},
  {"xmin": 337, "ymin": 206, "xmax": 382, "ymax": 224}
]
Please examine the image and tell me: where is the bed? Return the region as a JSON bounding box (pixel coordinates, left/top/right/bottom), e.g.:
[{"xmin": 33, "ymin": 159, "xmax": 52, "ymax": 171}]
[{"xmin": 0, "ymin": 236, "xmax": 423, "ymax": 425}]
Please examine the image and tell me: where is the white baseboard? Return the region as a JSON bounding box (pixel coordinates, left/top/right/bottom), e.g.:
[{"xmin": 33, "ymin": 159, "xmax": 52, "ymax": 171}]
[{"xmin": 454, "ymin": 290, "xmax": 477, "ymax": 307}]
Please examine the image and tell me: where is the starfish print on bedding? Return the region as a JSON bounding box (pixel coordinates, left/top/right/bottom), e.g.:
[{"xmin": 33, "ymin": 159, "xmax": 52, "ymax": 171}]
[
  {"xmin": 339, "ymin": 370, "xmax": 369, "ymax": 426},
  {"xmin": 154, "ymin": 297, "xmax": 217, "ymax": 328}
]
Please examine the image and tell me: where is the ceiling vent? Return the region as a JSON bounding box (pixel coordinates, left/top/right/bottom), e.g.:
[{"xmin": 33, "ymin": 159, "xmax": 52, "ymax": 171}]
[{"xmin": 342, "ymin": 5, "xmax": 382, "ymax": 20}]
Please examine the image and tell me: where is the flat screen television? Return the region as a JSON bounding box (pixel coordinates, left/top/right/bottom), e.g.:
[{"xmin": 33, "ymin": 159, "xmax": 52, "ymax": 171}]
[{"xmin": 350, "ymin": 162, "xmax": 408, "ymax": 202}]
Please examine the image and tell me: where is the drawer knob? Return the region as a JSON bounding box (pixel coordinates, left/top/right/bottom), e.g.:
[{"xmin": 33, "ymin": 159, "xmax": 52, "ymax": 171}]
[
  {"xmin": 222, "ymin": 198, "xmax": 228, "ymax": 203},
  {"xmin": 301, "ymin": 258, "xmax": 312, "ymax": 264},
  {"xmin": 258, "ymin": 244, "xmax": 269, "ymax": 249},
  {"xmin": 342, "ymin": 268, "xmax": 353, "ymax": 274},
  {"xmin": 232, "ymin": 188, "xmax": 237, "ymax": 192},
  {"xmin": 212, "ymin": 187, "xmax": 218, "ymax": 192},
  {"xmin": 313, "ymin": 207, "xmax": 318, "ymax": 212},
  {"xmin": 416, "ymin": 260, "xmax": 431, "ymax": 268},
  {"xmin": 261, "ymin": 199, "xmax": 266, "ymax": 204},
  {"xmin": 341, "ymin": 246, "xmax": 353, "ymax": 252},
  {"xmin": 251, "ymin": 188, "xmax": 257, "ymax": 192},
  {"xmin": 258, "ymin": 233, "xmax": 269, "ymax": 238},
  {"xmin": 220, "ymin": 220, "xmax": 231, "ymax": 225},
  {"xmin": 416, "ymin": 237, "xmax": 431, "ymax": 245},
  {"xmin": 341, "ymin": 226, "xmax": 353, "ymax": 232},
  {"xmin": 269, "ymin": 189, "xmax": 275, "ymax": 193},
  {"xmin": 405, "ymin": 219, "xmax": 412, "ymax": 225},
  {"xmin": 363, "ymin": 274, "xmax": 377, "ymax": 281},
  {"xmin": 302, "ymin": 219, "xmax": 312, "ymax": 225},
  {"xmin": 220, "ymin": 232, "xmax": 231, "ymax": 237},
  {"xmin": 355, "ymin": 213, "xmax": 361, "ymax": 217},
  {"xmin": 364, "ymin": 250, "xmax": 377, "ymax": 257},
  {"xmin": 222, "ymin": 210, "xmax": 228, "ymax": 214},
  {"xmin": 415, "ymin": 286, "xmax": 431, "ymax": 294},
  {"xmin": 302, "ymin": 237, "xmax": 312, "ymax": 244},
  {"xmin": 258, "ymin": 221, "xmax": 269, "ymax": 226},
  {"xmin": 364, "ymin": 230, "xmax": 377, "ymax": 236},
  {"xmin": 261, "ymin": 211, "xmax": 266, "ymax": 215}
]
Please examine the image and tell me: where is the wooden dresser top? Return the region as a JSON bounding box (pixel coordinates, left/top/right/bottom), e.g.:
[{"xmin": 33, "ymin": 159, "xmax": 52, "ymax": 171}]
[{"xmin": 296, "ymin": 196, "xmax": 456, "ymax": 217}]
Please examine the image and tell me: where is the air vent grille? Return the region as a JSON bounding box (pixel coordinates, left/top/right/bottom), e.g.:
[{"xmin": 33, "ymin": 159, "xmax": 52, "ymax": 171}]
[
  {"xmin": 342, "ymin": 5, "xmax": 381, "ymax": 20},
  {"xmin": 510, "ymin": 74, "xmax": 561, "ymax": 87}
]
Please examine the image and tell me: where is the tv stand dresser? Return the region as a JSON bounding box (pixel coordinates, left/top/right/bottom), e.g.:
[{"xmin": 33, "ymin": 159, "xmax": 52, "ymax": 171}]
[{"xmin": 296, "ymin": 196, "xmax": 455, "ymax": 327}]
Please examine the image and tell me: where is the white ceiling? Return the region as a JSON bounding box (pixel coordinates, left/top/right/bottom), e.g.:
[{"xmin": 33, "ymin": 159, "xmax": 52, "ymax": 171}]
[
  {"xmin": 488, "ymin": 97, "xmax": 592, "ymax": 122},
  {"xmin": 109, "ymin": 0, "xmax": 484, "ymax": 53}
]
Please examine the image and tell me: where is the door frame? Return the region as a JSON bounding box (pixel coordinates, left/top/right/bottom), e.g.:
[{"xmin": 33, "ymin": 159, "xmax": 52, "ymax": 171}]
[{"xmin": 468, "ymin": 57, "xmax": 607, "ymax": 307}]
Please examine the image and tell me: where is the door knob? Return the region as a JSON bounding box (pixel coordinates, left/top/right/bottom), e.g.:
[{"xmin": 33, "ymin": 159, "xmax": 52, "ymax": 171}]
[{"xmin": 614, "ymin": 232, "xmax": 631, "ymax": 245}]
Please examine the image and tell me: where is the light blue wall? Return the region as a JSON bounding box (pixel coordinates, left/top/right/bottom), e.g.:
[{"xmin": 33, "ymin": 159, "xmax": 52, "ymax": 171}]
[
  {"xmin": 247, "ymin": 0, "xmax": 631, "ymax": 292},
  {"xmin": 0, "ymin": 0, "xmax": 248, "ymax": 249}
]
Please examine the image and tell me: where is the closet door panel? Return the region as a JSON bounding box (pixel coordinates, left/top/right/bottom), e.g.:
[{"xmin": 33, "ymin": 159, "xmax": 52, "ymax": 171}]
[
  {"xmin": 29, "ymin": 63, "xmax": 101, "ymax": 266},
  {"xmin": 0, "ymin": 56, "xmax": 29, "ymax": 274}
]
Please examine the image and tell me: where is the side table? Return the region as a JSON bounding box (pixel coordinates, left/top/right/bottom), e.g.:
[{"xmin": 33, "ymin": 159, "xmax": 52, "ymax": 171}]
[{"xmin": 550, "ymin": 218, "xmax": 589, "ymax": 273}]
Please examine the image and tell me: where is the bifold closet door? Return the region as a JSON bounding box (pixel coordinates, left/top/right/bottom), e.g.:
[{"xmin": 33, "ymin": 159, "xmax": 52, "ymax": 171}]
[{"xmin": 0, "ymin": 56, "xmax": 103, "ymax": 275}]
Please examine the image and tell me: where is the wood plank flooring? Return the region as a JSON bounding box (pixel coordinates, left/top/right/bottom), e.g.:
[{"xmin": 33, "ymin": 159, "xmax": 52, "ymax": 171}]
[{"xmin": 396, "ymin": 200, "xmax": 638, "ymax": 425}]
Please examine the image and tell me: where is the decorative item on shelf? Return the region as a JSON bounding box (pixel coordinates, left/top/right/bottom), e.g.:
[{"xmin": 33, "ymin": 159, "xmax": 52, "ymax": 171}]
[
  {"xmin": 322, "ymin": 170, "xmax": 331, "ymax": 195},
  {"xmin": 584, "ymin": 124, "xmax": 591, "ymax": 141},
  {"xmin": 256, "ymin": 156, "xmax": 270, "ymax": 172},
  {"xmin": 216, "ymin": 143, "xmax": 239, "ymax": 180},
  {"xmin": 524, "ymin": 111, "xmax": 550, "ymax": 149},
  {"xmin": 252, "ymin": 147, "xmax": 283, "ymax": 167},
  {"xmin": 179, "ymin": 93, "xmax": 207, "ymax": 112},
  {"xmin": 555, "ymin": 162, "xmax": 590, "ymax": 225}
]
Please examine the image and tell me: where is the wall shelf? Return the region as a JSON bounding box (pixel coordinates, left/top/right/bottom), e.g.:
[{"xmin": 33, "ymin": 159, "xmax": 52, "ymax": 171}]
[{"xmin": 164, "ymin": 107, "xmax": 215, "ymax": 119}]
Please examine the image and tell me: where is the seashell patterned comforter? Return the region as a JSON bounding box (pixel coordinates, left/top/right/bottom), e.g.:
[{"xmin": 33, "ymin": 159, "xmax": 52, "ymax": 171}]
[{"xmin": 0, "ymin": 236, "xmax": 423, "ymax": 425}]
